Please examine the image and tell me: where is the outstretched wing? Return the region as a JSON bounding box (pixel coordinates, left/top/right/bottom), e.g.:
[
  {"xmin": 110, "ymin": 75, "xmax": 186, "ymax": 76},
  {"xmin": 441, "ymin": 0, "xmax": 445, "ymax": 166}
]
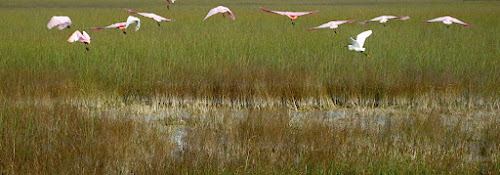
[
  {"xmin": 204, "ymin": 7, "xmax": 222, "ymax": 20},
  {"xmin": 450, "ymin": 17, "xmax": 472, "ymax": 27},
  {"xmin": 290, "ymin": 11, "xmax": 318, "ymax": 17},
  {"xmin": 307, "ymin": 21, "xmax": 333, "ymax": 31},
  {"xmin": 47, "ymin": 16, "xmax": 71, "ymax": 29},
  {"xmin": 349, "ymin": 37, "xmax": 360, "ymax": 48},
  {"xmin": 126, "ymin": 16, "xmax": 141, "ymax": 31},
  {"xmin": 425, "ymin": 16, "xmax": 448, "ymax": 23},
  {"xmin": 356, "ymin": 30, "xmax": 372, "ymax": 48},
  {"xmin": 81, "ymin": 31, "xmax": 91, "ymax": 43},
  {"xmin": 226, "ymin": 8, "xmax": 236, "ymax": 20},
  {"xmin": 260, "ymin": 8, "xmax": 288, "ymax": 16},
  {"xmin": 67, "ymin": 30, "xmax": 82, "ymax": 42}
]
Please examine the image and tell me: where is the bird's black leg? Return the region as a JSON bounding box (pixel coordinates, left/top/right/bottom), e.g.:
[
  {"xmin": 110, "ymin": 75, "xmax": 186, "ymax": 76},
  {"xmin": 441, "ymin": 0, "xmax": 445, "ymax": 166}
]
[
  {"xmin": 361, "ymin": 51, "xmax": 369, "ymax": 57},
  {"xmin": 291, "ymin": 19, "xmax": 295, "ymax": 26},
  {"xmin": 446, "ymin": 25, "xmax": 450, "ymax": 29},
  {"xmin": 223, "ymin": 13, "xmax": 226, "ymax": 18},
  {"xmin": 85, "ymin": 42, "xmax": 89, "ymax": 51},
  {"xmin": 157, "ymin": 22, "xmax": 161, "ymax": 26},
  {"xmin": 383, "ymin": 23, "xmax": 386, "ymax": 27},
  {"xmin": 122, "ymin": 29, "xmax": 126, "ymax": 34},
  {"xmin": 67, "ymin": 26, "xmax": 70, "ymax": 29},
  {"xmin": 167, "ymin": 5, "xmax": 170, "ymax": 10},
  {"xmin": 334, "ymin": 29, "xmax": 337, "ymax": 34}
]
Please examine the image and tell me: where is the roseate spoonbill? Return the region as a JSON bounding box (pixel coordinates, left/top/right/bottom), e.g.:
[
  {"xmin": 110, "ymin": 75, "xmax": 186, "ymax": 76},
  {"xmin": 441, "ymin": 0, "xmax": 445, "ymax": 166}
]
[
  {"xmin": 68, "ymin": 30, "xmax": 90, "ymax": 51},
  {"xmin": 423, "ymin": 16, "xmax": 472, "ymax": 28},
  {"xmin": 359, "ymin": 15, "xmax": 409, "ymax": 26},
  {"xmin": 204, "ymin": 6, "xmax": 235, "ymax": 21},
  {"xmin": 125, "ymin": 9, "xmax": 173, "ymax": 26},
  {"xmin": 91, "ymin": 16, "xmax": 140, "ymax": 34},
  {"xmin": 347, "ymin": 30, "xmax": 372, "ymax": 57},
  {"xmin": 307, "ymin": 20, "xmax": 356, "ymax": 33},
  {"xmin": 165, "ymin": 0, "xmax": 175, "ymax": 9},
  {"xmin": 47, "ymin": 16, "xmax": 72, "ymax": 30},
  {"xmin": 260, "ymin": 8, "xmax": 318, "ymax": 26}
]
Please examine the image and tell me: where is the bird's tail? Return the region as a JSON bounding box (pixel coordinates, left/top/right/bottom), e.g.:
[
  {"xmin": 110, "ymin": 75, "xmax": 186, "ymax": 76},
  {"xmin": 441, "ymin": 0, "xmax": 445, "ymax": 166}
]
[
  {"xmin": 91, "ymin": 27, "xmax": 104, "ymax": 31},
  {"xmin": 463, "ymin": 24, "xmax": 473, "ymax": 27}
]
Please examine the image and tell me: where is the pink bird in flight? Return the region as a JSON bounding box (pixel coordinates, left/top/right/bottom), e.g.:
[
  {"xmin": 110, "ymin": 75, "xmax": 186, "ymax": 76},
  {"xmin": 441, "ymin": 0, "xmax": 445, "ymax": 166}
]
[
  {"xmin": 47, "ymin": 16, "xmax": 72, "ymax": 30},
  {"xmin": 204, "ymin": 6, "xmax": 235, "ymax": 21},
  {"xmin": 359, "ymin": 15, "xmax": 410, "ymax": 26},
  {"xmin": 67, "ymin": 30, "xmax": 90, "ymax": 51},
  {"xmin": 260, "ymin": 8, "xmax": 318, "ymax": 26},
  {"xmin": 423, "ymin": 16, "xmax": 472, "ymax": 28},
  {"xmin": 125, "ymin": 9, "xmax": 173, "ymax": 26},
  {"xmin": 307, "ymin": 20, "xmax": 356, "ymax": 33},
  {"xmin": 91, "ymin": 16, "xmax": 140, "ymax": 34}
]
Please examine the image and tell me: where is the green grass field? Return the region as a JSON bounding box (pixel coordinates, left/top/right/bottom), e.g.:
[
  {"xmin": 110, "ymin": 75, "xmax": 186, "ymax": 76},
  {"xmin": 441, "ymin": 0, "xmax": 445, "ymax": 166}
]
[
  {"xmin": 1, "ymin": 0, "xmax": 499, "ymax": 102},
  {"xmin": 1, "ymin": 0, "xmax": 499, "ymax": 173}
]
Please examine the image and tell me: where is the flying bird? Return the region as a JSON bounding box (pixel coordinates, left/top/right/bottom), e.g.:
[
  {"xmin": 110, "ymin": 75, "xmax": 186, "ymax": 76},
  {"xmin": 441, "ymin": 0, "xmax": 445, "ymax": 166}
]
[
  {"xmin": 359, "ymin": 15, "xmax": 409, "ymax": 26},
  {"xmin": 125, "ymin": 9, "xmax": 173, "ymax": 26},
  {"xmin": 68, "ymin": 30, "xmax": 91, "ymax": 51},
  {"xmin": 165, "ymin": 0, "xmax": 175, "ymax": 9},
  {"xmin": 347, "ymin": 30, "xmax": 373, "ymax": 57},
  {"xmin": 307, "ymin": 20, "xmax": 356, "ymax": 33},
  {"xmin": 204, "ymin": 6, "xmax": 235, "ymax": 21},
  {"xmin": 260, "ymin": 8, "xmax": 318, "ymax": 26},
  {"xmin": 91, "ymin": 16, "xmax": 140, "ymax": 34},
  {"xmin": 47, "ymin": 16, "xmax": 72, "ymax": 30},
  {"xmin": 423, "ymin": 16, "xmax": 472, "ymax": 28}
]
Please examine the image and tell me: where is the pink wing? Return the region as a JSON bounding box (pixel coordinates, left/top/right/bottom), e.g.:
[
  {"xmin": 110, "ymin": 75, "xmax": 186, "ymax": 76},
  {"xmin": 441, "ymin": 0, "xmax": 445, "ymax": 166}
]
[
  {"xmin": 260, "ymin": 8, "xmax": 317, "ymax": 16},
  {"xmin": 307, "ymin": 22, "xmax": 334, "ymax": 30},
  {"xmin": 225, "ymin": 8, "xmax": 236, "ymax": 20},
  {"xmin": 47, "ymin": 16, "xmax": 71, "ymax": 30},
  {"xmin": 67, "ymin": 30, "xmax": 83, "ymax": 42},
  {"xmin": 260, "ymin": 8, "xmax": 288, "ymax": 16},
  {"xmin": 307, "ymin": 20, "xmax": 355, "ymax": 31},
  {"xmin": 289, "ymin": 11, "xmax": 318, "ymax": 17},
  {"xmin": 424, "ymin": 16, "xmax": 448, "ymax": 23},
  {"xmin": 138, "ymin": 12, "xmax": 173, "ymax": 22},
  {"xmin": 204, "ymin": 6, "xmax": 234, "ymax": 20},
  {"xmin": 450, "ymin": 17, "xmax": 472, "ymax": 27},
  {"xmin": 92, "ymin": 22, "xmax": 126, "ymax": 31}
]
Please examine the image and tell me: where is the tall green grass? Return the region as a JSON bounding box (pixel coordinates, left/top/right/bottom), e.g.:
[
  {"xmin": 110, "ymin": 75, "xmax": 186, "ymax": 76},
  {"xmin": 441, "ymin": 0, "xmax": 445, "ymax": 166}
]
[{"xmin": 0, "ymin": 1, "xmax": 499, "ymax": 104}]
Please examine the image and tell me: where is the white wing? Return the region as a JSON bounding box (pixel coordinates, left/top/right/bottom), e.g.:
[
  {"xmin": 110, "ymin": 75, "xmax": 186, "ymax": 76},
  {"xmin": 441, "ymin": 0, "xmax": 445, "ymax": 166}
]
[
  {"xmin": 82, "ymin": 31, "xmax": 90, "ymax": 43},
  {"xmin": 349, "ymin": 37, "xmax": 360, "ymax": 48},
  {"xmin": 449, "ymin": 17, "xmax": 468, "ymax": 25},
  {"xmin": 426, "ymin": 16, "xmax": 448, "ymax": 23},
  {"xmin": 47, "ymin": 16, "xmax": 71, "ymax": 30},
  {"xmin": 355, "ymin": 30, "xmax": 372, "ymax": 48},
  {"xmin": 204, "ymin": 7, "xmax": 223, "ymax": 20},
  {"xmin": 308, "ymin": 21, "xmax": 334, "ymax": 30},
  {"xmin": 67, "ymin": 30, "xmax": 82, "ymax": 42},
  {"xmin": 126, "ymin": 16, "xmax": 141, "ymax": 31}
]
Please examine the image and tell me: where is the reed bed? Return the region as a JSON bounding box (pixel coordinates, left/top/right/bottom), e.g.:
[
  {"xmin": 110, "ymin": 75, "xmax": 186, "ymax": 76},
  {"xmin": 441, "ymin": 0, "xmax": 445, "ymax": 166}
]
[
  {"xmin": 1, "ymin": 97, "xmax": 499, "ymax": 174},
  {"xmin": 1, "ymin": 0, "xmax": 500, "ymax": 173}
]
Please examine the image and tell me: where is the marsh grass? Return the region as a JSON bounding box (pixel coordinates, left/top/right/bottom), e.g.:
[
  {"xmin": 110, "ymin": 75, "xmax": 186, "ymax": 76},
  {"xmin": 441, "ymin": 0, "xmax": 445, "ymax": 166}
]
[
  {"xmin": 1, "ymin": 0, "xmax": 500, "ymax": 173},
  {"xmin": 1, "ymin": 1, "xmax": 499, "ymax": 104},
  {"xmin": 1, "ymin": 97, "xmax": 499, "ymax": 174}
]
